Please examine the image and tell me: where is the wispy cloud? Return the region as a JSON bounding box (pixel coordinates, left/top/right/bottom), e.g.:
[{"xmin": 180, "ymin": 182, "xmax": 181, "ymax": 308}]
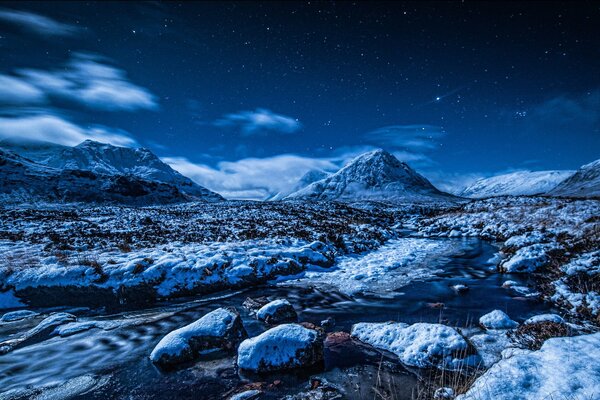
[
  {"xmin": 163, "ymin": 154, "xmax": 337, "ymax": 200},
  {"xmin": 363, "ymin": 124, "xmax": 446, "ymax": 167},
  {"xmin": 0, "ymin": 113, "xmax": 137, "ymax": 147},
  {"xmin": 17, "ymin": 53, "xmax": 158, "ymax": 111},
  {"xmin": 0, "ymin": 8, "xmax": 81, "ymax": 37},
  {"xmin": 214, "ymin": 108, "xmax": 302, "ymax": 136},
  {"xmin": 529, "ymin": 90, "xmax": 600, "ymax": 127},
  {"xmin": 0, "ymin": 74, "xmax": 46, "ymax": 104}
]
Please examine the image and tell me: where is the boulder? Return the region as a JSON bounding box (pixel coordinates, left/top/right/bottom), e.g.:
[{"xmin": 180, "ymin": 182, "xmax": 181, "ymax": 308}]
[
  {"xmin": 256, "ymin": 299, "xmax": 298, "ymax": 324},
  {"xmin": 351, "ymin": 322, "xmax": 478, "ymax": 369},
  {"xmin": 150, "ymin": 307, "xmax": 247, "ymax": 366},
  {"xmin": 479, "ymin": 310, "xmax": 518, "ymax": 330},
  {"xmin": 237, "ymin": 323, "xmax": 324, "ymax": 372}
]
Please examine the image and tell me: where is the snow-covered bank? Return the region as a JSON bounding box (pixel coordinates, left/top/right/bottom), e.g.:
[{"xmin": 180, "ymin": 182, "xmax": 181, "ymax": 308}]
[
  {"xmin": 457, "ymin": 333, "xmax": 600, "ymax": 400},
  {"xmin": 417, "ymin": 196, "xmax": 600, "ymax": 323},
  {"xmin": 0, "ymin": 202, "xmax": 395, "ymax": 308}
]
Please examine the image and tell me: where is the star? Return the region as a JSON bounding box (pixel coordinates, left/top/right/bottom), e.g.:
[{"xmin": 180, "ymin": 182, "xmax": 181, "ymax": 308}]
[{"xmin": 435, "ymin": 96, "xmax": 441, "ymax": 101}]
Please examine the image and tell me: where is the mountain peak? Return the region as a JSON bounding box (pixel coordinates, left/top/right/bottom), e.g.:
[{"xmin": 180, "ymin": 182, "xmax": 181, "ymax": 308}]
[{"xmin": 285, "ymin": 149, "xmax": 454, "ymax": 202}]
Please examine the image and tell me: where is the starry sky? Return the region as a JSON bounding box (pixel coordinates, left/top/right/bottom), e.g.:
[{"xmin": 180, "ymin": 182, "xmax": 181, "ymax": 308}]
[{"xmin": 0, "ymin": 1, "xmax": 599, "ymax": 199}]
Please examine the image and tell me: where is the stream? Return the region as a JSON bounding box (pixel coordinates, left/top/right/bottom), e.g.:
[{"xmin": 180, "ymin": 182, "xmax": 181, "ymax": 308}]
[{"xmin": 0, "ymin": 237, "xmax": 555, "ymax": 399}]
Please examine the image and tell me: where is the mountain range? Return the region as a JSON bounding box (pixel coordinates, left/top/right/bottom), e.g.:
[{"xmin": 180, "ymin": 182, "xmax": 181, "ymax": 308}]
[
  {"xmin": 0, "ymin": 139, "xmax": 222, "ymax": 205},
  {"xmin": 0, "ymin": 139, "xmax": 598, "ymax": 204}
]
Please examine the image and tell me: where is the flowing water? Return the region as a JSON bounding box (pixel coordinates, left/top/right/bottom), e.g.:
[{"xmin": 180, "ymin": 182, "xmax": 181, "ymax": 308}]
[{"xmin": 0, "ymin": 237, "xmax": 555, "ymax": 399}]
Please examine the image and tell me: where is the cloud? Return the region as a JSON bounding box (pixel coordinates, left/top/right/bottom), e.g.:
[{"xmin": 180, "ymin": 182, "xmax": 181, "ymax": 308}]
[
  {"xmin": 0, "ymin": 114, "xmax": 137, "ymax": 147},
  {"xmin": 214, "ymin": 108, "xmax": 301, "ymax": 135},
  {"xmin": 0, "ymin": 8, "xmax": 80, "ymax": 37},
  {"xmin": 363, "ymin": 124, "xmax": 446, "ymax": 167},
  {"xmin": 422, "ymin": 170, "xmax": 487, "ymax": 195},
  {"xmin": 16, "ymin": 54, "xmax": 158, "ymax": 111},
  {"xmin": 163, "ymin": 154, "xmax": 337, "ymax": 200},
  {"xmin": 529, "ymin": 90, "xmax": 600, "ymax": 128},
  {"xmin": 0, "ymin": 74, "xmax": 46, "ymax": 104}
]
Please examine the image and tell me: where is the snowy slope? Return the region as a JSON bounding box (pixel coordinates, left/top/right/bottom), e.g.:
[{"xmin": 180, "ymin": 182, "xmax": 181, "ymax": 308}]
[
  {"xmin": 548, "ymin": 159, "xmax": 600, "ymax": 198},
  {"xmin": 460, "ymin": 170, "xmax": 575, "ymax": 198},
  {"xmin": 0, "ymin": 139, "xmax": 223, "ymax": 203},
  {"xmin": 284, "ymin": 149, "xmax": 455, "ymax": 202},
  {"xmin": 269, "ymin": 169, "xmax": 331, "ymax": 200}
]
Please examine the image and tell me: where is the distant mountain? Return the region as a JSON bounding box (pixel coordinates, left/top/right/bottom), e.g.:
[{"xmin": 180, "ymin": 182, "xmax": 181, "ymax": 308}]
[
  {"xmin": 284, "ymin": 149, "xmax": 455, "ymax": 202},
  {"xmin": 0, "ymin": 140, "xmax": 223, "ymax": 205},
  {"xmin": 269, "ymin": 169, "xmax": 331, "ymax": 200},
  {"xmin": 548, "ymin": 159, "xmax": 600, "ymax": 198},
  {"xmin": 459, "ymin": 170, "xmax": 575, "ymax": 198}
]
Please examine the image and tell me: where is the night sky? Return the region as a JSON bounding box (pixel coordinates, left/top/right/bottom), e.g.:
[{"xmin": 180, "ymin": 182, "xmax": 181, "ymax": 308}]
[{"xmin": 1, "ymin": 1, "xmax": 599, "ymax": 198}]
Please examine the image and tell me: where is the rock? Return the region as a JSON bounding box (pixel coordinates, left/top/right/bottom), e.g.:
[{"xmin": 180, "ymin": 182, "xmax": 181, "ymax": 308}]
[
  {"xmin": 237, "ymin": 323, "xmax": 324, "ymax": 372},
  {"xmin": 242, "ymin": 296, "xmax": 270, "ymax": 313},
  {"xmin": 283, "ymin": 380, "xmax": 343, "ymax": 400},
  {"xmin": 320, "ymin": 317, "xmax": 335, "ymax": 330},
  {"xmin": 0, "ymin": 312, "xmax": 76, "ymax": 354},
  {"xmin": 256, "ymin": 299, "xmax": 298, "ymax": 324},
  {"xmin": 0, "ymin": 309, "xmax": 39, "ymax": 322},
  {"xmin": 351, "ymin": 322, "xmax": 477, "ymax": 369},
  {"xmin": 479, "ymin": 310, "xmax": 518, "ymax": 330},
  {"xmin": 434, "ymin": 387, "xmax": 455, "ymax": 399},
  {"xmin": 150, "ymin": 307, "xmax": 247, "ymax": 366},
  {"xmin": 229, "ymin": 389, "xmax": 262, "ymax": 400},
  {"xmin": 451, "ymin": 284, "xmax": 469, "ymax": 294}
]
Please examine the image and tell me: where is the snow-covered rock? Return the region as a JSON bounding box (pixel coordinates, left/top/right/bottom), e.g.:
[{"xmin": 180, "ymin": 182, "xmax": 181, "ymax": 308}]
[
  {"xmin": 451, "ymin": 284, "xmax": 469, "ymax": 294},
  {"xmin": 237, "ymin": 324, "xmax": 324, "ymax": 372},
  {"xmin": 434, "ymin": 387, "xmax": 455, "ymax": 399},
  {"xmin": 351, "ymin": 322, "xmax": 476, "ymax": 369},
  {"xmin": 256, "ymin": 299, "xmax": 298, "ymax": 324},
  {"xmin": 479, "ymin": 310, "xmax": 518, "ymax": 330},
  {"xmin": 549, "ymin": 158, "xmax": 600, "ymax": 198},
  {"xmin": 469, "ymin": 331, "xmax": 513, "ymax": 367},
  {"xmin": 459, "ymin": 170, "xmax": 574, "ymax": 198},
  {"xmin": 0, "ymin": 309, "xmax": 38, "ymax": 322},
  {"xmin": 284, "ymin": 149, "xmax": 456, "ymax": 203},
  {"xmin": 524, "ymin": 314, "xmax": 564, "ymax": 325},
  {"xmin": 499, "ymin": 243, "xmax": 557, "ymax": 273},
  {"xmin": 456, "ymin": 333, "xmax": 600, "ymax": 400},
  {"xmin": 150, "ymin": 307, "xmax": 247, "ymax": 366}
]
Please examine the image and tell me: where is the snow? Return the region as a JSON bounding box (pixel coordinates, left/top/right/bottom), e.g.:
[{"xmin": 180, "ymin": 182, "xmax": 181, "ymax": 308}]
[
  {"xmin": 500, "ymin": 243, "xmax": 558, "ymax": 273},
  {"xmin": 549, "ymin": 158, "xmax": 600, "ymax": 198},
  {"xmin": 256, "ymin": 299, "xmax": 294, "ymax": 320},
  {"xmin": 150, "ymin": 307, "xmax": 242, "ymax": 363},
  {"xmin": 524, "ymin": 314, "xmax": 564, "ymax": 325},
  {"xmin": 0, "ymin": 310, "xmax": 38, "ymax": 322},
  {"xmin": 351, "ymin": 322, "xmax": 473, "ymax": 369},
  {"xmin": 282, "ymin": 237, "xmax": 461, "ymax": 296},
  {"xmin": 459, "ymin": 170, "xmax": 574, "ymax": 198},
  {"xmin": 456, "ymin": 333, "xmax": 600, "ymax": 400},
  {"xmin": 229, "ymin": 390, "xmax": 262, "ymax": 400},
  {"xmin": 237, "ymin": 324, "xmax": 321, "ymax": 372},
  {"xmin": 469, "ymin": 331, "xmax": 513, "ymax": 367},
  {"xmin": 434, "ymin": 387, "xmax": 455, "ymax": 399},
  {"xmin": 284, "ymin": 149, "xmax": 455, "ymax": 203},
  {"xmin": 479, "ymin": 310, "xmax": 518, "ymax": 330}
]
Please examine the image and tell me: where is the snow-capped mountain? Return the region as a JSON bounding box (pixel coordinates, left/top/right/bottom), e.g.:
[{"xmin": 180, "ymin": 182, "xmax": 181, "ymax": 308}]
[
  {"xmin": 284, "ymin": 149, "xmax": 455, "ymax": 202},
  {"xmin": 548, "ymin": 159, "xmax": 600, "ymax": 198},
  {"xmin": 459, "ymin": 170, "xmax": 575, "ymax": 198},
  {"xmin": 0, "ymin": 140, "xmax": 223, "ymax": 204},
  {"xmin": 269, "ymin": 169, "xmax": 331, "ymax": 200}
]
